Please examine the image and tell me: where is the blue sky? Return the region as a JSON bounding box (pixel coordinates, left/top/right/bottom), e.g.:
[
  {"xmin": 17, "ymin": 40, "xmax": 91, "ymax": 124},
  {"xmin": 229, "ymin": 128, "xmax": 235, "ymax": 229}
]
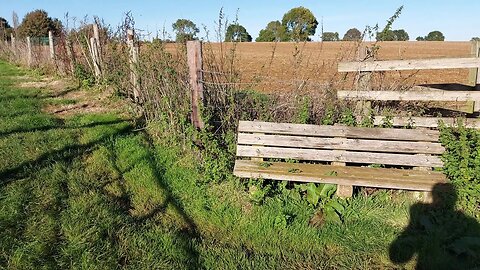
[{"xmin": 0, "ymin": 0, "xmax": 478, "ymax": 41}]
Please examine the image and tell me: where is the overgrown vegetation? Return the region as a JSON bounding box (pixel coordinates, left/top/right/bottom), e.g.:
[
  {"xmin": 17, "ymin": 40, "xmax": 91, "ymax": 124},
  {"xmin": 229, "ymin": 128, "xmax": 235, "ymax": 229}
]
[{"xmin": 0, "ymin": 5, "xmax": 478, "ymax": 268}]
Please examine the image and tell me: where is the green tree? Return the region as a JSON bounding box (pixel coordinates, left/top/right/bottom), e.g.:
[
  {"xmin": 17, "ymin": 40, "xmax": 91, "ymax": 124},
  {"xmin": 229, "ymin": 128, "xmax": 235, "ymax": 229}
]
[
  {"xmin": 416, "ymin": 36, "xmax": 425, "ymax": 41},
  {"xmin": 376, "ymin": 6, "xmax": 403, "ymax": 41},
  {"xmin": 0, "ymin": 17, "xmax": 12, "ymax": 39},
  {"xmin": 282, "ymin": 6, "xmax": 318, "ymax": 41},
  {"xmin": 472, "ymin": 37, "xmax": 480, "ymax": 42},
  {"xmin": 377, "ymin": 29, "xmax": 409, "ymax": 41},
  {"xmin": 322, "ymin": 32, "xmax": 339, "ymax": 42},
  {"xmin": 172, "ymin": 19, "xmax": 199, "ymax": 42},
  {"xmin": 425, "ymin": 31, "xmax": 445, "ymax": 41},
  {"xmin": 256, "ymin": 21, "xmax": 287, "ymax": 42},
  {"xmin": 18, "ymin": 9, "xmax": 62, "ymax": 38},
  {"xmin": 392, "ymin": 29, "xmax": 409, "ymax": 41},
  {"xmin": 342, "ymin": 28, "xmax": 362, "ymax": 41},
  {"xmin": 225, "ymin": 24, "xmax": 252, "ymax": 42}
]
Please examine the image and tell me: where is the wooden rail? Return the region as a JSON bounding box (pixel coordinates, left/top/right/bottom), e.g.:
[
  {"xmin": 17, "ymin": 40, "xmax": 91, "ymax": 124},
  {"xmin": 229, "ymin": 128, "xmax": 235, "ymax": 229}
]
[
  {"xmin": 337, "ymin": 90, "xmax": 480, "ymax": 101},
  {"xmin": 373, "ymin": 116, "xmax": 480, "ymax": 128},
  {"xmin": 338, "ymin": 57, "xmax": 480, "ymax": 72}
]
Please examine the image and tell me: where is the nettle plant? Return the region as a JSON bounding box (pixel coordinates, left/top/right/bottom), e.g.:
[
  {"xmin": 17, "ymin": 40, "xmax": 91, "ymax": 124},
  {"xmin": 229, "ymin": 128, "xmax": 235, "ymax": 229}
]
[
  {"xmin": 439, "ymin": 122, "xmax": 480, "ymax": 218},
  {"xmin": 247, "ymin": 177, "xmax": 348, "ymax": 226}
]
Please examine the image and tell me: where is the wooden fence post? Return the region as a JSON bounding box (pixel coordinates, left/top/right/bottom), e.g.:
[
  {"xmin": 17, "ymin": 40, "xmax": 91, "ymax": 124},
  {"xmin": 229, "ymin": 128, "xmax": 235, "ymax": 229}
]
[
  {"xmin": 187, "ymin": 40, "xmax": 205, "ymax": 130},
  {"xmin": 468, "ymin": 40, "xmax": 480, "ymax": 90},
  {"xmin": 92, "ymin": 22, "xmax": 102, "ymax": 65},
  {"xmin": 355, "ymin": 44, "xmax": 372, "ymax": 124},
  {"xmin": 26, "ymin": 36, "xmax": 32, "ymax": 67},
  {"xmin": 127, "ymin": 29, "xmax": 140, "ymax": 102},
  {"xmin": 89, "ymin": 37, "xmax": 101, "ymax": 79},
  {"xmin": 10, "ymin": 33, "xmax": 15, "ymax": 55},
  {"xmin": 48, "ymin": 30, "xmax": 55, "ymax": 61}
]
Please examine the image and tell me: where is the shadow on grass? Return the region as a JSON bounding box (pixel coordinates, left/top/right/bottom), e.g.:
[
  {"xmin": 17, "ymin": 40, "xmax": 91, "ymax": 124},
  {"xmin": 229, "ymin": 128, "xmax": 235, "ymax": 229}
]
[
  {"xmin": 389, "ymin": 183, "xmax": 480, "ymax": 269},
  {"xmin": 114, "ymin": 131, "xmax": 202, "ymax": 269},
  {"xmin": 0, "ymin": 121, "xmax": 202, "ymax": 268},
  {"xmin": 38, "ymin": 85, "xmax": 82, "ymax": 99},
  {"xmin": 0, "ymin": 119, "xmax": 127, "ymax": 137},
  {"xmin": 0, "ymin": 122, "xmax": 133, "ymax": 185},
  {"xmin": 144, "ymin": 136, "xmax": 201, "ymax": 270}
]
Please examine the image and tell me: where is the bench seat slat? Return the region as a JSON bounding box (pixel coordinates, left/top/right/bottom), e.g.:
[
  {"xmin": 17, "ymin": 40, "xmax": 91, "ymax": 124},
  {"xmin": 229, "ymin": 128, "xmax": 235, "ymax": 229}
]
[
  {"xmin": 238, "ymin": 133, "xmax": 445, "ymax": 155},
  {"xmin": 238, "ymin": 121, "xmax": 439, "ymax": 142},
  {"xmin": 234, "ymin": 160, "xmax": 446, "ymax": 191},
  {"xmin": 236, "ymin": 145, "xmax": 444, "ymax": 167}
]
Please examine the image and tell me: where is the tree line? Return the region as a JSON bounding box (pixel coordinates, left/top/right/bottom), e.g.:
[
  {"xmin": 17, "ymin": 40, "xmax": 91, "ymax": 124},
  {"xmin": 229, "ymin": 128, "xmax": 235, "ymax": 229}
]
[
  {"xmin": 1, "ymin": 7, "xmax": 473, "ymax": 43},
  {"xmin": 170, "ymin": 6, "xmax": 449, "ymax": 43}
]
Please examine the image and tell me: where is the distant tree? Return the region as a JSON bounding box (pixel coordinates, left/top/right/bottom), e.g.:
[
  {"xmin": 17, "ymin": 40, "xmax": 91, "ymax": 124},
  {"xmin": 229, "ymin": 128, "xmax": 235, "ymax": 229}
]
[
  {"xmin": 172, "ymin": 19, "xmax": 199, "ymax": 42},
  {"xmin": 225, "ymin": 24, "xmax": 252, "ymax": 42},
  {"xmin": 376, "ymin": 5, "xmax": 403, "ymax": 41},
  {"xmin": 472, "ymin": 37, "xmax": 480, "ymax": 41},
  {"xmin": 256, "ymin": 21, "xmax": 287, "ymax": 42},
  {"xmin": 392, "ymin": 29, "xmax": 409, "ymax": 41},
  {"xmin": 282, "ymin": 6, "xmax": 318, "ymax": 41},
  {"xmin": 416, "ymin": 36, "xmax": 425, "ymax": 41},
  {"xmin": 376, "ymin": 29, "xmax": 409, "ymax": 41},
  {"xmin": 377, "ymin": 29, "xmax": 394, "ymax": 41},
  {"xmin": 18, "ymin": 9, "xmax": 62, "ymax": 38},
  {"xmin": 0, "ymin": 17, "xmax": 11, "ymax": 30},
  {"xmin": 322, "ymin": 32, "xmax": 339, "ymax": 42},
  {"xmin": 425, "ymin": 31, "xmax": 445, "ymax": 41},
  {"xmin": 0, "ymin": 17, "xmax": 13, "ymax": 40},
  {"xmin": 342, "ymin": 28, "xmax": 362, "ymax": 41}
]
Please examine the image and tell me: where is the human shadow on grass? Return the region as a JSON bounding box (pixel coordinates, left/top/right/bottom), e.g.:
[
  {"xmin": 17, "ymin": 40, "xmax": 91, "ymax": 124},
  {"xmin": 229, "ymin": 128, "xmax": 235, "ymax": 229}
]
[{"xmin": 389, "ymin": 183, "xmax": 480, "ymax": 269}]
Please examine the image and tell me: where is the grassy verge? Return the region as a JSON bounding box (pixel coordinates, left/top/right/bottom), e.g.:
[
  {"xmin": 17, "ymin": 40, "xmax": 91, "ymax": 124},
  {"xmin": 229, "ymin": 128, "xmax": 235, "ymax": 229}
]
[{"xmin": 0, "ymin": 61, "xmax": 478, "ymax": 269}]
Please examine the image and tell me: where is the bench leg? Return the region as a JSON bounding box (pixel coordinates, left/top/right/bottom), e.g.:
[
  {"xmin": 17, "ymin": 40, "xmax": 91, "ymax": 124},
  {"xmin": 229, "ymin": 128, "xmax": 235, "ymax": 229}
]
[
  {"xmin": 413, "ymin": 191, "xmax": 433, "ymax": 203},
  {"xmin": 336, "ymin": 185, "xmax": 353, "ymax": 198}
]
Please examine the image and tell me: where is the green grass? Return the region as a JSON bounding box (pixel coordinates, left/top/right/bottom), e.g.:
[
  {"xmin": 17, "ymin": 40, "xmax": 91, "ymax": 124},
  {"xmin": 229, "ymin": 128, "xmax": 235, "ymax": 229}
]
[{"xmin": 0, "ymin": 60, "xmax": 478, "ymax": 269}]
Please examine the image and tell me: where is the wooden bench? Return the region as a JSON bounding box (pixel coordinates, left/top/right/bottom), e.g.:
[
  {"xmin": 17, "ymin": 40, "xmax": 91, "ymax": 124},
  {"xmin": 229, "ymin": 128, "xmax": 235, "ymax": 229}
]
[{"xmin": 233, "ymin": 121, "xmax": 447, "ymax": 197}]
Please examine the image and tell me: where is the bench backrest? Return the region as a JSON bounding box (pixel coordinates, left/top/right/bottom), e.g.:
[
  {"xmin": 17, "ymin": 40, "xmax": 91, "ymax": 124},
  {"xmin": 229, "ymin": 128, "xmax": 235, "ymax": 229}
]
[{"xmin": 236, "ymin": 121, "xmax": 445, "ymax": 168}]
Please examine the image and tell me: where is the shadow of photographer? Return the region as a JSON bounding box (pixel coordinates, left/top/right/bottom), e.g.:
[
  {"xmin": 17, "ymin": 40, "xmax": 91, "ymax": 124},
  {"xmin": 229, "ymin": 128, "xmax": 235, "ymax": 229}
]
[{"xmin": 389, "ymin": 183, "xmax": 480, "ymax": 269}]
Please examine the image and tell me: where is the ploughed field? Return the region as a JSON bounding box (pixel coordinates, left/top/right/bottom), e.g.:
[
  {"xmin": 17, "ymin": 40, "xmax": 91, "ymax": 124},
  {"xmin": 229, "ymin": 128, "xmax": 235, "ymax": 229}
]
[{"xmin": 167, "ymin": 41, "xmax": 472, "ymax": 92}]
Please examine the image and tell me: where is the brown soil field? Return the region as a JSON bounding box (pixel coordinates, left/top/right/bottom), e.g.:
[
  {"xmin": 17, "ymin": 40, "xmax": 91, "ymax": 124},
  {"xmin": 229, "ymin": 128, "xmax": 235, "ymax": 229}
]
[{"xmin": 170, "ymin": 41, "xmax": 474, "ymax": 92}]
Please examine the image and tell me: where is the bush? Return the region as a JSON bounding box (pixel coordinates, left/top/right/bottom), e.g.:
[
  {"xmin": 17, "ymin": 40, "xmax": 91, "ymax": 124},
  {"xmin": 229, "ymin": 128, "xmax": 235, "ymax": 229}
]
[{"xmin": 439, "ymin": 123, "xmax": 480, "ymax": 218}]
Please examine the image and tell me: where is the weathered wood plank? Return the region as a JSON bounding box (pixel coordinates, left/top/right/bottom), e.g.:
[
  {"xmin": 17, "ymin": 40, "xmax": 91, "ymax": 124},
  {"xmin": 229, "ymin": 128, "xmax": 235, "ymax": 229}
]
[
  {"xmin": 234, "ymin": 160, "xmax": 445, "ymax": 183},
  {"xmin": 48, "ymin": 30, "xmax": 55, "ymax": 61},
  {"xmin": 373, "ymin": 116, "xmax": 480, "ymax": 128},
  {"xmin": 26, "ymin": 36, "xmax": 32, "ymax": 67},
  {"xmin": 338, "ymin": 57, "xmax": 480, "ymax": 72},
  {"xmin": 238, "ymin": 121, "xmax": 439, "ymax": 142},
  {"xmin": 236, "ymin": 146, "xmax": 443, "ymax": 167},
  {"xmin": 468, "ymin": 41, "xmax": 480, "ymax": 87},
  {"xmin": 187, "ymin": 40, "xmax": 204, "ymax": 130},
  {"xmin": 233, "ymin": 160, "xmax": 446, "ymax": 191},
  {"xmin": 237, "ymin": 133, "xmax": 445, "ymax": 154},
  {"xmin": 337, "ymin": 90, "xmax": 480, "ymax": 101},
  {"xmin": 127, "ymin": 29, "xmax": 140, "ymax": 102}
]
